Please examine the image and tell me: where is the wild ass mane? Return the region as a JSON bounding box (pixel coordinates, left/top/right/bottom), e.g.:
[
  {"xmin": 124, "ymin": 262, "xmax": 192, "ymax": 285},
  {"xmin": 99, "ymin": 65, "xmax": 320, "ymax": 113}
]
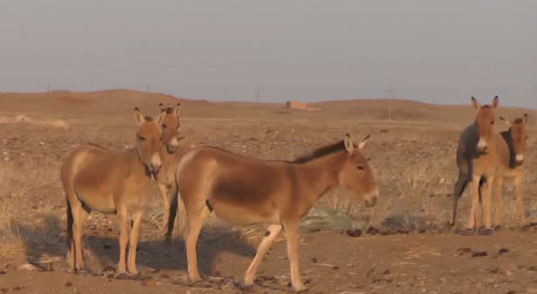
[{"xmin": 293, "ymin": 140, "xmax": 346, "ymax": 164}]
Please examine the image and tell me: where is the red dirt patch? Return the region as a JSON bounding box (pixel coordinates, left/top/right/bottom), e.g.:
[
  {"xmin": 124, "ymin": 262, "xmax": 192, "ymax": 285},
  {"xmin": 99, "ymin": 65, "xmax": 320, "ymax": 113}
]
[{"xmin": 56, "ymin": 96, "xmax": 92, "ymax": 106}]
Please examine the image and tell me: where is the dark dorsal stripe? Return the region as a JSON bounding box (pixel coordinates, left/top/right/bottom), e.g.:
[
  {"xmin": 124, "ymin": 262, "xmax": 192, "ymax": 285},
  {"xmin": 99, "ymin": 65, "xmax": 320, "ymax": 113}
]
[
  {"xmin": 293, "ymin": 140, "xmax": 345, "ymax": 164},
  {"xmin": 514, "ymin": 118, "xmax": 524, "ymax": 124}
]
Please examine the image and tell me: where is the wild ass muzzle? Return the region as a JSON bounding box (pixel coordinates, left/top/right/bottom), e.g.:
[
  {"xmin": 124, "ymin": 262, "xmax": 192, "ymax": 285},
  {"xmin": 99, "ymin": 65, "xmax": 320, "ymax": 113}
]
[
  {"xmin": 166, "ymin": 134, "xmax": 379, "ymax": 292},
  {"xmin": 61, "ymin": 107, "xmax": 165, "ymax": 275}
]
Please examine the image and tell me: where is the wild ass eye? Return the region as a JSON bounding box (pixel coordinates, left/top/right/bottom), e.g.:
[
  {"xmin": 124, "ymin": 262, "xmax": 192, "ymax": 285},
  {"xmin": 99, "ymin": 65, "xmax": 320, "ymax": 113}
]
[
  {"xmin": 357, "ymin": 165, "xmax": 365, "ymax": 170},
  {"xmin": 491, "ymin": 120, "xmax": 495, "ymax": 125},
  {"xmin": 162, "ymin": 124, "xmax": 167, "ymax": 128},
  {"xmin": 138, "ymin": 135, "xmax": 146, "ymax": 141}
]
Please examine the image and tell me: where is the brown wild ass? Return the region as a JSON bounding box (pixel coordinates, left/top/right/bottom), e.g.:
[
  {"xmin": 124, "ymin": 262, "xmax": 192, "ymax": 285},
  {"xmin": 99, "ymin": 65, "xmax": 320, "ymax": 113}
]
[
  {"xmin": 154, "ymin": 103, "xmax": 183, "ymax": 228},
  {"xmin": 451, "ymin": 96, "xmax": 512, "ymax": 234},
  {"xmin": 493, "ymin": 114, "xmax": 529, "ymax": 225},
  {"xmin": 61, "ymin": 108, "xmax": 165, "ymax": 274},
  {"xmin": 166, "ymin": 134, "xmax": 379, "ymax": 292}
]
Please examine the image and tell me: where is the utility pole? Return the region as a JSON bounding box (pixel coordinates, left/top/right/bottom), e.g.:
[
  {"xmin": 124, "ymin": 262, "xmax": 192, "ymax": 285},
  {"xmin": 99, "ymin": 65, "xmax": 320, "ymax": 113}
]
[
  {"xmin": 384, "ymin": 83, "xmax": 396, "ymax": 121},
  {"xmin": 256, "ymin": 88, "xmax": 261, "ymax": 103}
]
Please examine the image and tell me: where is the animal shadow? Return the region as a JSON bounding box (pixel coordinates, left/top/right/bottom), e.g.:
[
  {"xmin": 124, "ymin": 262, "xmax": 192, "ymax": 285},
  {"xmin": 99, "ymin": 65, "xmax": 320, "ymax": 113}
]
[{"xmin": 6, "ymin": 213, "xmax": 256, "ymax": 276}]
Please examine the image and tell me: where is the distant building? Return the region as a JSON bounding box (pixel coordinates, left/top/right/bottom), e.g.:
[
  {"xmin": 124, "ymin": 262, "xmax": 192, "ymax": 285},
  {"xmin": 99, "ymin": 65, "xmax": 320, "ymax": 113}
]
[{"xmin": 285, "ymin": 100, "xmax": 309, "ymax": 110}]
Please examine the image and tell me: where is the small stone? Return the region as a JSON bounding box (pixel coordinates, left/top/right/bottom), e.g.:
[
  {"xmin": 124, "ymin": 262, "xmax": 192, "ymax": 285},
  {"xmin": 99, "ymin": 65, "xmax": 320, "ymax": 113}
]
[
  {"xmin": 498, "ymin": 248, "xmax": 509, "ymax": 255},
  {"xmin": 65, "ymin": 282, "xmax": 73, "ymax": 288},
  {"xmin": 471, "ymin": 251, "xmax": 488, "ymax": 258},
  {"xmin": 346, "ymin": 229, "xmax": 362, "ymax": 237},
  {"xmin": 456, "ymin": 248, "xmax": 472, "ymax": 256},
  {"xmin": 367, "ymin": 226, "xmax": 380, "ymax": 235},
  {"xmin": 17, "ymin": 264, "xmax": 39, "ymax": 271}
]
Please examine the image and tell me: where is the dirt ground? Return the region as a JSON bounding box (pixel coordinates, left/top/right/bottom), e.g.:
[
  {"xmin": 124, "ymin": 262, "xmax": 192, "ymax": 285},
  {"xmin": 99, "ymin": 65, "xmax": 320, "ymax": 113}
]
[{"xmin": 0, "ymin": 90, "xmax": 536, "ymax": 294}]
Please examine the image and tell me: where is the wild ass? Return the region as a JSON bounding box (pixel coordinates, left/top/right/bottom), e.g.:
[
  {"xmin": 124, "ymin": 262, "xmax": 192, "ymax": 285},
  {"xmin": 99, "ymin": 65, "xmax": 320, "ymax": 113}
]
[
  {"xmin": 166, "ymin": 134, "xmax": 379, "ymax": 292},
  {"xmin": 493, "ymin": 114, "xmax": 529, "ymax": 225},
  {"xmin": 61, "ymin": 108, "xmax": 165, "ymax": 274},
  {"xmin": 154, "ymin": 103, "xmax": 183, "ymax": 229},
  {"xmin": 451, "ymin": 96, "xmax": 513, "ymax": 234}
]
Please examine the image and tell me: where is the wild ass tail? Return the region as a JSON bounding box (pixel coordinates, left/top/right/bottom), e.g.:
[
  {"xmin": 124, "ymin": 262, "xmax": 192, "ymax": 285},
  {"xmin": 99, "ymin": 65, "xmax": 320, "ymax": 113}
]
[
  {"xmin": 66, "ymin": 200, "xmax": 74, "ymax": 253},
  {"xmin": 165, "ymin": 179, "xmax": 179, "ymax": 243}
]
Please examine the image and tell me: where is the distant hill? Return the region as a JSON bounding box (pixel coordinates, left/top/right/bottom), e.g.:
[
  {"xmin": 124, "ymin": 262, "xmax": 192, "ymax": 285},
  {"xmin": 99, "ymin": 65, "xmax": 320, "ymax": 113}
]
[{"xmin": 0, "ymin": 89, "xmax": 533, "ymax": 126}]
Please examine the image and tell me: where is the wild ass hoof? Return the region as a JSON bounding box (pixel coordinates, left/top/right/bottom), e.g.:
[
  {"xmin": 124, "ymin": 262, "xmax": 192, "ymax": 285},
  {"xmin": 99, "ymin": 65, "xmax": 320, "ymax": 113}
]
[
  {"xmin": 454, "ymin": 228, "xmax": 475, "ymax": 236},
  {"xmin": 189, "ymin": 275, "xmax": 203, "ymax": 286},
  {"xmin": 478, "ymin": 228, "xmax": 494, "ymax": 236},
  {"xmin": 128, "ymin": 268, "xmax": 139, "ymax": 276},
  {"xmin": 243, "ymin": 278, "xmax": 255, "ymax": 287},
  {"xmin": 69, "ymin": 268, "xmax": 87, "ymax": 274},
  {"xmin": 116, "ymin": 273, "xmax": 131, "ymax": 280},
  {"xmin": 293, "ymin": 284, "xmax": 309, "ymax": 293}
]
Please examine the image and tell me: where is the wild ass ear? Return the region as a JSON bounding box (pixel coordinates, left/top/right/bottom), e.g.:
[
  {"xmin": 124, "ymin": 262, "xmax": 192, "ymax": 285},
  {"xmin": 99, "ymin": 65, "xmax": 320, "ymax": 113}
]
[
  {"xmin": 174, "ymin": 102, "xmax": 182, "ymax": 116},
  {"xmin": 157, "ymin": 111, "xmax": 167, "ymax": 126},
  {"xmin": 134, "ymin": 107, "xmax": 145, "ymax": 125},
  {"xmin": 358, "ymin": 134, "xmax": 371, "ymax": 150},
  {"xmin": 159, "ymin": 103, "xmax": 166, "ymax": 112},
  {"xmin": 344, "ymin": 134, "xmax": 354, "ymax": 152},
  {"xmin": 491, "ymin": 96, "xmax": 499, "ymax": 109},
  {"xmin": 524, "ymin": 113, "xmax": 529, "ymax": 124},
  {"xmin": 499, "ymin": 116, "xmax": 511, "ymax": 127},
  {"xmin": 471, "ymin": 97, "xmax": 481, "ymax": 110}
]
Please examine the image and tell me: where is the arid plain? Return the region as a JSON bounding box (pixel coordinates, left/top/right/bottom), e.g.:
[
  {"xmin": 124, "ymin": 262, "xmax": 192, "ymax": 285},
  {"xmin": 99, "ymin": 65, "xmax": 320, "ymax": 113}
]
[{"xmin": 0, "ymin": 90, "xmax": 536, "ymax": 294}]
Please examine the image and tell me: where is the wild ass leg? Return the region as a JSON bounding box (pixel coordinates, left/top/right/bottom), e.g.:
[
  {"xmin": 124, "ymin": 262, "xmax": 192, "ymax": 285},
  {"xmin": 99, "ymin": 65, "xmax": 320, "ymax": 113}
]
[
  {"xmin": 72, "ymin": 203, "xmax": 90, "ymax": 272},
  {"xmin": 158, "ymin": 183, "xmax": 170, "ymax": 232},
  {"xmin": 283, "ymin": 220, "xmax": 307, "ymax": 292},
  {"xmin": 244, "ymin": 224, "xmax": 283, "ymax": 286},
  {"xmin": 467, "ymin": 175, "xmax": 481, "ymax": 230},
  {"xmin": 68, "ymin": 234, "xmax": 75, "ymax": 271},
  {"xmin": 451, "ymin": 172, "xmax": 468, "ymax": 228},
  {"xmin": 127, "ymin": 210, "xmax": 144, "ymax": 275},
  {"xmin": 493, "ymin": 177, "xmax": 503, "ymax": 227},
  {"xmin": 185, "ymin": 204, "xmax": 211, "ymax": 283},
  {"xmin": 515, "ymin": 174, "xmax": 527, "ymax": 224},
  {"xmin": 117, "ymin": 207, "xmax": 129, "ymax": 275},
  {"xmin": 481, "ymin": 176, "xmax": 494, "ymax": 232}
]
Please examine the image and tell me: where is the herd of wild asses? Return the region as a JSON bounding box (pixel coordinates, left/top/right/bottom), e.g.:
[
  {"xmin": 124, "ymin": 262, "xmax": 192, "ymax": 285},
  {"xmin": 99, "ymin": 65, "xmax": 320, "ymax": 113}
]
[{"xmin": 60, "ymin": 97, "xmax": 528, "ymax": 292}]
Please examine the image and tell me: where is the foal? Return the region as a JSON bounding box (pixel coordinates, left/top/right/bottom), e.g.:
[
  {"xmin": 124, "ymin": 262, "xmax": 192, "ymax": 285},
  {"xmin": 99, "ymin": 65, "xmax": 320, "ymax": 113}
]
[
  {"xmin": 451, "ymin": 96, "xmax": 509, "ymax": 233},
  {"xmin": 167, "ymin": 134, "xmax": 379, "ymax": 292},
  {"xmin": 493, "ymin": 114, "xmax": 529, "ymax": 225},
  {"xmin": 61, "ymin": 108, "xmax": 165, "ymax": 274},
  {"xmin": 154, "ymin": 103, "xmax": 183, "ymax": 228}
]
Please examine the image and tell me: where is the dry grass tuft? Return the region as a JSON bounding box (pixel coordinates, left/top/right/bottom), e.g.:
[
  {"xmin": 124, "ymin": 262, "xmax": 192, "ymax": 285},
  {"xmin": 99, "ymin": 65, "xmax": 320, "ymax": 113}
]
[{"xmin": 0, "ymin": 162, "xmax": 62, "ymax": 258}]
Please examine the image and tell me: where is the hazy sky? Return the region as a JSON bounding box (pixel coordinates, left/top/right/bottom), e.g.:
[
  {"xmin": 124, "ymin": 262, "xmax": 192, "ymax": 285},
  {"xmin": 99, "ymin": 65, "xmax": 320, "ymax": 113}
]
[{"xmin": 1, "ymin": 1, "xmax": 536, "ymax": 107}]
